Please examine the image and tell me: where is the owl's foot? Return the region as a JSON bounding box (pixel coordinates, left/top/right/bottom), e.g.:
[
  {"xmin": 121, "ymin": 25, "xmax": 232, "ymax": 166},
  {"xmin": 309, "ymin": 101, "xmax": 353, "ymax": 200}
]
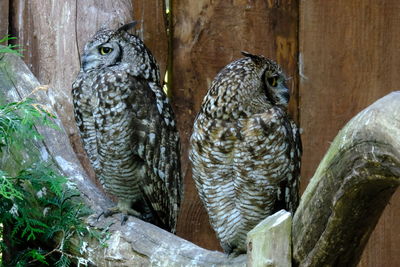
[
  {"xmin": 228, "ymin": 248, "xmax": 246, "ymax": 258},
  {"xmin": 100, "ymin": 200, "xmax": 143, "ymax": 225},
  {"xmin": 222, "ymin": 243, "xmax": 246, "ymax": 258},
  {"xmin": 103, "ymin": 206, "xmax": 142, "ymax": 218}
]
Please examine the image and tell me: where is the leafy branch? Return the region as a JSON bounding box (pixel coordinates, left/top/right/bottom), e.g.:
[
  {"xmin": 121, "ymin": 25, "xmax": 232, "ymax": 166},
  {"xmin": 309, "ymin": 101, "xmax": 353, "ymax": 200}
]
[
  {"xmin": 0, "ymin": 96, "xmax": 102, "ymax": 266},
  {"xmin": 0, "ymin": 89, "xmax": 56, "ymax": 153},
  {"xmin": 0, "ymin": 35, "xmax": 23, "ymax": 57}
]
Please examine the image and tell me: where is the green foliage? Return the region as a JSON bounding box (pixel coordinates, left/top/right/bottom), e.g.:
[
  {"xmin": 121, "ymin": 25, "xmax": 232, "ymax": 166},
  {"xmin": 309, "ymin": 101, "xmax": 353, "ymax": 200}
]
[
  {"xmin": 0, "ymin": 35, "xmax": 23, "ymax": 57},
  {"xmin": 0, "ymin": 98, "xmax": 97, "ymax": 266},
  {"xmin": 0, "ymin": 97, "xmax": 57, "ymax": 153}
]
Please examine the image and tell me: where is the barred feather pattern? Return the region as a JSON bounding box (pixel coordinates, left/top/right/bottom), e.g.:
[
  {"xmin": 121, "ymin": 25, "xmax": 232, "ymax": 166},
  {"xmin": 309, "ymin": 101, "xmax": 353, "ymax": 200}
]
[
  {"xmin": 72, "ymin": 24, "xmax": 182, "ymax": 233},
  {"xmin": 190, "ymin": 53, "xmax": 301, "ymax": 254}
]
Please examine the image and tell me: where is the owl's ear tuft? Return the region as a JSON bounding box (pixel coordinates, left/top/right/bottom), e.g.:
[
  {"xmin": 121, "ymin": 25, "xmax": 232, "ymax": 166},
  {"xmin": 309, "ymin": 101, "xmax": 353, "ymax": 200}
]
[
  {"xmin": 117, "ymin": 21, "xmax": 138, "ymax": 33},
  {"xmin": 241, "ymin": 51, "xmax": 263, "ymax": 64},
  {"xmin": 241, "ymin": 51, "xmax": 254, "ymax": 58}
]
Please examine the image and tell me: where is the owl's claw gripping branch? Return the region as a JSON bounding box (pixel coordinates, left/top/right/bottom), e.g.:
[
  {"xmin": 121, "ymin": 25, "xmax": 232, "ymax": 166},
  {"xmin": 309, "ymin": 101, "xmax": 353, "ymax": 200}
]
[{"xmin": 97, "ymin": 200, "xmax": 145, "ymax": 225}]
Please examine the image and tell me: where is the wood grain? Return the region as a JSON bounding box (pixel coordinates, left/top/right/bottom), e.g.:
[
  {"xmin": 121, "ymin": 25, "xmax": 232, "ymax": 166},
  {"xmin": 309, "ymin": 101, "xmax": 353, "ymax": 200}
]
[
  {"xmin": 172, "ymin": 0, "xmax": 299, "ymax": 250},
  {"xmin": 133, "ymin": 0, "xmax": 168, "ymax": 79},
  {"xmin": 299, "ymin": 1, "xmax": 400, "ymax": 266},
  {"xmin": 0, "ymin": 0, "xmax": 8, "ymax": 40}
]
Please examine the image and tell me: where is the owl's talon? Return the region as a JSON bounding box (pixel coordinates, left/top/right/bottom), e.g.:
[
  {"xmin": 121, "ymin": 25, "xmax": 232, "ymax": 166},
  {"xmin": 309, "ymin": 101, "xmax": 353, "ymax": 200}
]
[
  {"xmin": 101, "ymin": 204, "xmax": 143, "ymax": 224},
  {"xmin": 228, "ymin": 248, "xmax": 244, "ymax": 258},
  {"xmin": 102, "ymin": 206, "xmax": 121, "ymax": 217},
  {"xmin": 96, "ymin": 211, "xmax": 105, "ymax": 221},
  {"xmin": 121, "ymin": 214, "xmax": 129, "ymax": 225}
]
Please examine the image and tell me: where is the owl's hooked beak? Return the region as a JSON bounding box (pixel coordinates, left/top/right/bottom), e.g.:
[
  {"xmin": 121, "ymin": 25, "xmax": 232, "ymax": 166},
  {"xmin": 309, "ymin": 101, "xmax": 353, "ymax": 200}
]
[
  {"xmin": 277, "ymin": 82, "xmax": 290, "ymax": 105},
  {"xmin": 82, "ymin": 54, "xmax": 98, "ymax": 72}
]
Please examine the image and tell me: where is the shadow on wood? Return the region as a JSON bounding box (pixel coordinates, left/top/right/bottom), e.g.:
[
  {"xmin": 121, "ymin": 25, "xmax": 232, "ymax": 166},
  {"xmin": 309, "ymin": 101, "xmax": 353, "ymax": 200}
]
[{"xmin": 1, "ymin": 51, "xmax": 399, "ymax": 266}]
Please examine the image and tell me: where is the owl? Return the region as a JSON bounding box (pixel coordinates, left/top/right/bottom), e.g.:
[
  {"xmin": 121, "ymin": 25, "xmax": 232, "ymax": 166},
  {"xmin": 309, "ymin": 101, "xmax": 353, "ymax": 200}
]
[
  {"xmin": 72, "ymin": 22, "xmax": 182, "ymax": 233},
  {"xmin": 190, "ymin": 52, "xmax": 301, "ymax": 254}
]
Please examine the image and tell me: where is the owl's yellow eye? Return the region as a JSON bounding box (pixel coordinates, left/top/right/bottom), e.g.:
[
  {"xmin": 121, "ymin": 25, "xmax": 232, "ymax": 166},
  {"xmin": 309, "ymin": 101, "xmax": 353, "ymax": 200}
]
[
  {"xmin": 99, "ymin": 46, "xmax": 113, "ymax": 55},
  {"xmin": 267, "ymin": 76, "xmax": 278, "ymax": 87}
]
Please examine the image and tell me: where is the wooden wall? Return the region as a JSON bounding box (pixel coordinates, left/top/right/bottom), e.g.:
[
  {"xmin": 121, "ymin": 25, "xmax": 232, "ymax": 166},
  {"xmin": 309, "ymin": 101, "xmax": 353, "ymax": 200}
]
[
  {"xmin": 299, "ymin": 2, "xmax": 400, "ymax": 266},
  {"xmin": 1, "ymin": 1, "xmax": 398, "ymax": 266},
  {"xmin": 0, "ymin": 0, "xmax": 8, "ymax": 40}
]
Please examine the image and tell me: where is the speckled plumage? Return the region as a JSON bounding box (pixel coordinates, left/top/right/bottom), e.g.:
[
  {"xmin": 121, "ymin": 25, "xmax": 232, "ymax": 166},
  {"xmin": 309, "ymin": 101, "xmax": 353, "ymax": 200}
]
[
  {"xmin": 72, "ymin": 22, "xmax": 182, "ymax": 232},
  {"xmin": 190, "ymin": 52, "xmax": 301, "ymax": 254}
]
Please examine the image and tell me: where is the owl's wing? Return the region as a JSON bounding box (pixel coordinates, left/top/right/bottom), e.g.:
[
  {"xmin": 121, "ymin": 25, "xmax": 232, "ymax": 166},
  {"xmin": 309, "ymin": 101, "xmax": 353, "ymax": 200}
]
[
  {"xmin": 139, "ymin": 116, "xmax": 182, "ymax": 232},
  {"xmin": 190, "ymin": 115, "xmax": 240, "ymax": 249},
  {"xmin": 72, "ymin": 73, "xmax": 101, "ymax": 173},
  {"xmin": 123, "ymin": 75, "xmax": 182, "ymax": 233},
  {"xmin": 287, "ymin": 119, "xmax": 302, "ymax": 212},
  {"xmin": 238, "ymin": 107, "xmax": 302, "ymax": 216}
]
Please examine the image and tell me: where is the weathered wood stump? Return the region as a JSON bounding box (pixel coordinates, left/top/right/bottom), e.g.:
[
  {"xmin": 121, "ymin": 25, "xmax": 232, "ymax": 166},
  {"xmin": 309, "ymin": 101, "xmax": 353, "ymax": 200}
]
[
  {"xmin": 1, "ymin": 51, "xmax": 399, "ymax": 266},
  {"xmin": 247, "ymin": 210, "xmax": 292, "ymax": 267}
]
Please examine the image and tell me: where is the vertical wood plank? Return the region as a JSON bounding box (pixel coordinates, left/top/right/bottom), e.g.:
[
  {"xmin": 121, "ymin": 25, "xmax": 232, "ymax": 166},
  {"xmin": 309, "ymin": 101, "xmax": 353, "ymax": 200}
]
[
  {"xmin": 9, "ymin": 0, "xmax": 168, "ymax": 184},
  {"xmin": 172, "ymin": 0, "xmax": 299, "ymax": 250},
  {"xmin": 359, "ymin": 192, "xmax": 400, "ymax": 267},
  {"xmin": 133, "ymin": 0, "xmax": 168, "ymax": 79},
  {"xmin": 299, "ymin": 1, "xmax": 400, "ymax": 266},
  {"xmin": 0, "ymin": 0, "xmax": 9, "ymax": 40}
]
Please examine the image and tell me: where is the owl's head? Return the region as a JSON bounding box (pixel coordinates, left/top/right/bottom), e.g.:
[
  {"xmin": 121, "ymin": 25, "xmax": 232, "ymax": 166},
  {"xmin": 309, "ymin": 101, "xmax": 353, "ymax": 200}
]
[
  {"xmin": 242, "ymin": 52, "xmax": 290, "ymax": 107},
  {"xmin": 80, "ymin": 21, "xmax": 159, "ymax": 82}
]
